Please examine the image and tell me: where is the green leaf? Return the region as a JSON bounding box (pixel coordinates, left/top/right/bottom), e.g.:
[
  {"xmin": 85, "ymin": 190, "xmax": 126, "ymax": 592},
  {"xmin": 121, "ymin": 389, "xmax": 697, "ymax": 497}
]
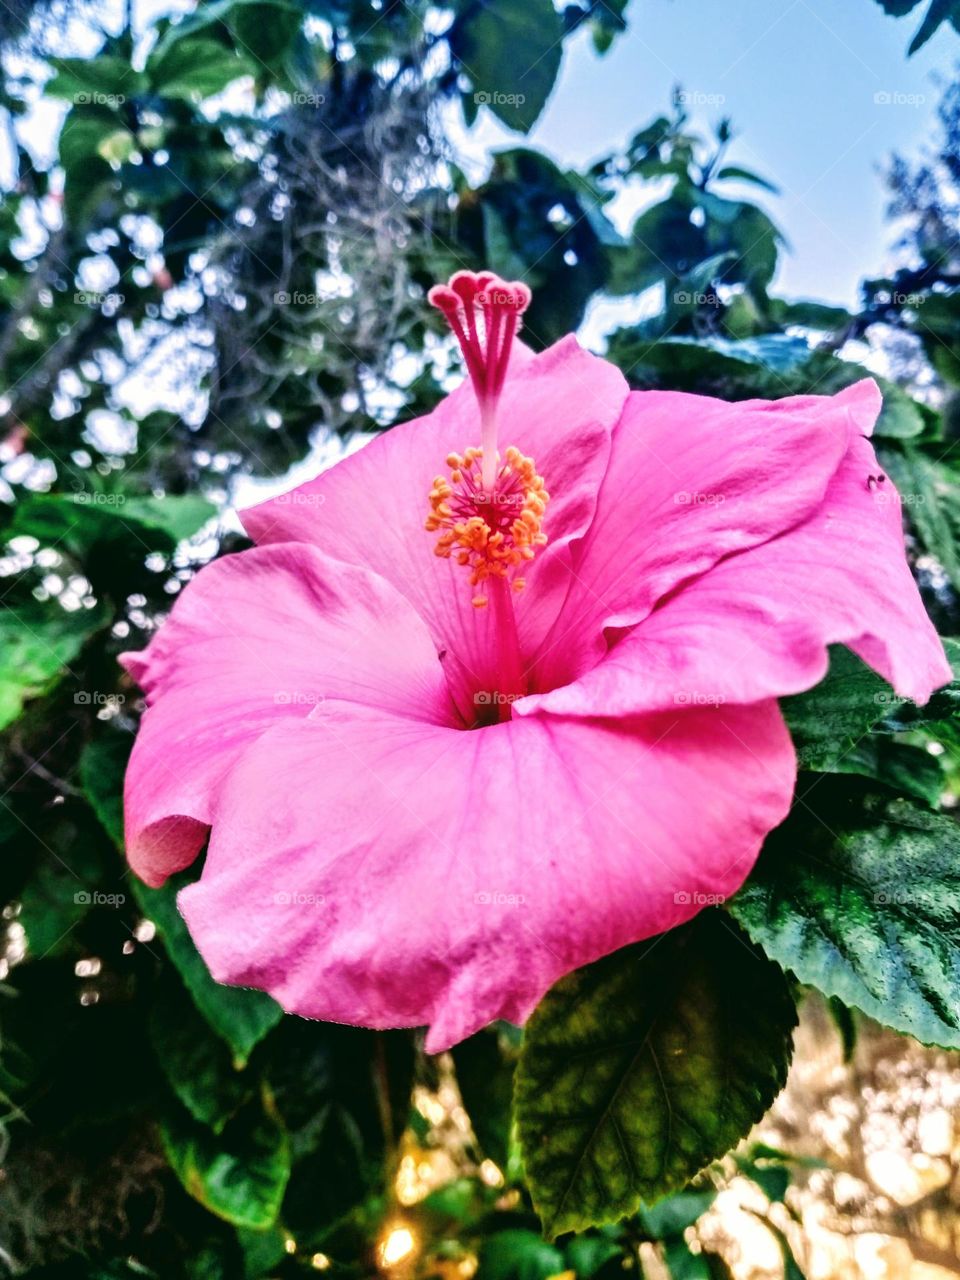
[
  {"xmin": 477, "ymin": 1230, "xmax": 566, "ymax": 1280},
  {"xmin": 228, "ymin": 1, "xmax": 304, "ymax": 76},
  {"xmin": 132, "ymin": 871, "xmax": 283, "ymax": 1067},
  {"xmin": 79, "ymin": 729, "xmax": 134, "ymax": 848},
  {"xmin": 237, "ymin": 1224, "xmax": 288, "ymax": 1279},
  {"xmin": 0, "ymin": 599, "xmax": 109, "ymax": 732},
  {"xmin": 120, "ymin": 494, "xmax": 217, "ymax": 542},
  {"xmin": 514, "ymin": 913, "xmax": 797, "ymax": 1238},
  {"xmin": 80, "ymin": 730, "xmax": 284, "ymax": 1063},
  {"xmin": 563, "ymin": 1235, "xmax": 623, "ymax": 1277},
  {"xmin": 715, "ymin": 165, "xmax": 779, "ymax": 193},
  {"xmin": 663, "ymin": 1239, "xmax": 729, "ymax": 1280},
  {"xmin": 46, "ymin": 56, "xmax": 144, "ymax": 102},
  {"xmin": 826, "ymin": 996, "xmax": 858, "ymax": 1063},
  {"xmin": 10, "ymin": 492, "xmax": 216, "ymax": 604},
  {"xmin": 888, "ymin": 637, "xmax": 960, "ymax": 729},
  {"xmin": 451, "ymin": 0, "xmax": 564, "ymax": 133},
  {"xmin": 732, "ymin": 1153, "xmax": 790, "ymax": 1204},
  {"xmin": 148, "ymin": 36, "xmax": 257, "ymax": 100},
  {"xmin": 747, "ymin": 1214, "xmax": 806, "ymax": 1279},
  {"xmin": 638, "ymin": 1188, "xmax": 717, "ymax": 1239},
  {"xmin": 907, "ymin": 0, "xmax": 957, "ymax": 52},
  {"xmin": 58, "ymin": 105, "xmax": 131, "ymax": 169},
  {"xmin": 451, "ymin": 1026, "xmax": 517, "ymax": 1169},
  {"xmin": 879, "ymin": 446, "xmax": 960, "ymax": 585},
  {"xmin": 870, "ymin": 380, "xmax": 926, "ymax": 439},
  {"xmin": 780, "ymin": 646, "xmax": 894, "ymax": 771},
  {"xmin": 149, "ymin": 976, "xmax": 256, "ymax": 1132},
  {"xmin": 18, "ymin": 838, "xmax": 107, "ymax": 958},
  {"xmin": 160, "ymin": 1089, "xmax": 290, "ymax": 1229},
  {"xmin": 834, "ymin": 740, "xmax": 943, "ymax": 808},
  {"xmin": 874, "ymin": 0, "xmax": 924, "ymax": 14},
  {"xmin": 728, "ymin": 779, "xmax": 960, "ymax": 1049},
  {"xmin": 770, "ymin": 298, "xmax": 854, "ymax": 331}
]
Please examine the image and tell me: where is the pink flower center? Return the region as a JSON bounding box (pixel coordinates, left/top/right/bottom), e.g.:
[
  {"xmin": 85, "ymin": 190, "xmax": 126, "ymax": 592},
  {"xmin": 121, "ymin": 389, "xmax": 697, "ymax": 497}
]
[
  {"xmin": 426, "ymin": 446, "xmax": 548, "ymax": 609},
  {"xmin": 425, "ymin": 272, "xmax": 549, "ymax": 611}
]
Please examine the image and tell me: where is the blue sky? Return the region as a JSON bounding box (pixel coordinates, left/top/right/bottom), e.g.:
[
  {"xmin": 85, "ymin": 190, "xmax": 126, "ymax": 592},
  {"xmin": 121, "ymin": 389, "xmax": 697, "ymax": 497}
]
[{"xmin": 451, "ymin": 0, "xmax": 957, "ymax": 309}]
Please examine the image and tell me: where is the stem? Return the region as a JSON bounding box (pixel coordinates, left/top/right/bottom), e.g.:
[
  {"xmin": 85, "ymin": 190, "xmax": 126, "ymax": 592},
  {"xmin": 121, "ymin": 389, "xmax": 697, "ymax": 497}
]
[
  {"xmin": 489, "ymin": 577, "xmax": 525, "ymax": 717},
  {"xmin": 480, "ymin": 403, "xmax": 498, "ymax": 491}
]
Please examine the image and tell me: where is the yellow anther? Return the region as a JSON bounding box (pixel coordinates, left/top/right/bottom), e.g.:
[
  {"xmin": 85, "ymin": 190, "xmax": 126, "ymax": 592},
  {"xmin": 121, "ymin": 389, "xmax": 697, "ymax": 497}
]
[{"xmin": 424, "ymin": 445, "xmax": 549, "ymax": 598}]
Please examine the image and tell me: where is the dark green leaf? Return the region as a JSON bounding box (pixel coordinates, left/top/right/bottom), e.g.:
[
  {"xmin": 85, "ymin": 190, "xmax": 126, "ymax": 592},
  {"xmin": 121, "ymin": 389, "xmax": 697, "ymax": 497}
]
[
  {"xmin": 834, "ymin": 740, "xmax": 943, "ymax": 808},
  {"xmin": 0, "ymin": 598, "xmax": 109, "ymax": 731},
  {"xmin": 780, "ymin": 646, "xmax": 895, "ymax": 771},
  {"xmin": 747, "ymin": 1214, "xmax": 806, "ymax": 1279},
  {"xmin": 81, "ymin": 728, "xmax": 284, "ymax": 1063},
  {"xmin": 47, "ymin": 56, "xmax": 144, "ymax": 101},
  {"xmin": 514, "ymin": 913, "xmax": 796, "ymax": 1237},
  {"xmin": 132, "ymin": 871, "xmax": 283, "ymax": 1067},
  {"xmin": 451, "ymin": 0, "xmax": 564, "ymax": 132},
  {"xmin": 451, "ymin": 1026, "xmax": 517, "ymax": 1168},
  {"xmin": 160, "ymin": 1089, "xmax": 290, "ymax": 1228},
  {"xmin": 149, "ymin": 975, "xmax": 256, "ymax": 1132},
  {"xmin": 715, "ymin": 165, "xmax": 779, "ymax": 194},
  {"xmin": 148, "ymin": 36, "xmax": 258, "ymax": 100},
  {"xmin": 18, "ymin": 838, "xmax": 107, "ymax": 958},
  {"xmin": 728, "ymin": 780, "xmax": 960, "ymax": 1049},
  {"xmin": 880, "ymin": 446, "xmax": 960, "ymax": 585},
  {"xmin": 663, "ymin": 1239, "xmax": 727, "ymax": 1280},
  {"xmin": 80, "ymin": 729, "xmax": 134, "ymax": 848},
  {"xmin": 826, "ymin": 996, "xmax": 858, "ymax": 1063},
  {"xmin": 638, "ymin": 1188, "xmax": 717, "ymax": 1239},
  {"xmin": 907, "ymin": 0, "xmax": 958, "ymax": 52},
  {"xmin": 478, "ymin": 1230, "xmax": 566, "ymax": 1280}
]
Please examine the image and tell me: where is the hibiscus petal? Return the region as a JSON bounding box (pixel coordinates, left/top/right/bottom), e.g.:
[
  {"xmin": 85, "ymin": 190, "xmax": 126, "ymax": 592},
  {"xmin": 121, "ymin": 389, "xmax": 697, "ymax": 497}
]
[
  {"xmin": 533, "ymin": 379, "xmax": 879, "ymax": 690},
  {"xmin": 522, "ymin": 429, "xmax": 950, "ymax": 719},
  {"xmin": 122, "ymin": 544, "xmax": 454, "ymax": 887},
  {"xmin": 241, "ymin": 338, "xmax": 628, "ymax": 705},
  {"xmin": 178, "ymin": 699, "xmax": 795, "ymax": 1051}
]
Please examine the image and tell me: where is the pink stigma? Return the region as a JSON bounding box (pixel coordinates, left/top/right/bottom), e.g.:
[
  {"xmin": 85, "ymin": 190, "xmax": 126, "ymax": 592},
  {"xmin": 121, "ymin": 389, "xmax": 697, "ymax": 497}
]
[{"xmin": 428, "ymin": 270, "xmax": 531, "ymax": 491}]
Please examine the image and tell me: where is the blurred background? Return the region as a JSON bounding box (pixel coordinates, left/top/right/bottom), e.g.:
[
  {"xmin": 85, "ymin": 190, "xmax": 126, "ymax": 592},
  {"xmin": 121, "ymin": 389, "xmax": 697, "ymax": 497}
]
[{"xmin": 1, "ymin": 0, "xmax": 960, "ymax": 1276}]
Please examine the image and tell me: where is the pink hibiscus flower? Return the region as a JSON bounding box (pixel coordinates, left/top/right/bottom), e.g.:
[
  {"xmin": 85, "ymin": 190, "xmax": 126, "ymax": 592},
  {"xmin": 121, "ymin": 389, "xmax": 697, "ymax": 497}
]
[{"xmin": 122, "ymin": 271, "xmax": 950, "ymax": 1052}]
